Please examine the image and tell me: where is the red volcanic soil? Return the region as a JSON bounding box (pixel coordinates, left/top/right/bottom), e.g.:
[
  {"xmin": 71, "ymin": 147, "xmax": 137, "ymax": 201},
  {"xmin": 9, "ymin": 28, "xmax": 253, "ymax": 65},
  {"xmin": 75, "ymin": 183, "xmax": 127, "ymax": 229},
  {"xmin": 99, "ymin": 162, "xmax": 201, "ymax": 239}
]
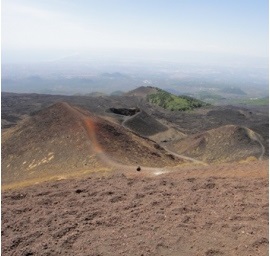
[{"xmin": 2, "ymin": 160, "xmax": 268, "ymax": 256}]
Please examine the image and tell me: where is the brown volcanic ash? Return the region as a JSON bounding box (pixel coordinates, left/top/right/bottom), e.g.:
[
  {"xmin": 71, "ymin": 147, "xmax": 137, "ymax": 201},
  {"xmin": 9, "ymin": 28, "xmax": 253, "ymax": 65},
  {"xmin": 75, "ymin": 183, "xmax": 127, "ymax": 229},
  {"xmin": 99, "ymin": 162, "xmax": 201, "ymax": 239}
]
[
  {"xmin": 2, "ymin": 102, "xmax": 185, "ymax": 187},
  {"xmin": 167, "ymin": 125, "xmax": 265, "ymax": 163},
  {"xmin": 2, "ymin": 160, "xmax": 268, "ymax": 256}
]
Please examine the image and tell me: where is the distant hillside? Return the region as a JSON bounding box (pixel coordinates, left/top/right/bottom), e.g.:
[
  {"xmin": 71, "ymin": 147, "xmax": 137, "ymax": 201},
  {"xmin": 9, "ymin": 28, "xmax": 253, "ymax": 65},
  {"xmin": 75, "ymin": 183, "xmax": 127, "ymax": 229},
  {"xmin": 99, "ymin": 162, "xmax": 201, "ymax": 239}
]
[
  {"xmin": 85, "ymin": 91, "xmax": 107, "ymax": 97},
  {"xmin": 147, "ymin": 89, "xmax": 209, "ymax": 111},
  {"xmin": 125, "ymin": 86, "xmax": 209, "ymax": 111},
  {"xmin": 125, "ymin": 86, "xmax": 159, "ymax": 97}
]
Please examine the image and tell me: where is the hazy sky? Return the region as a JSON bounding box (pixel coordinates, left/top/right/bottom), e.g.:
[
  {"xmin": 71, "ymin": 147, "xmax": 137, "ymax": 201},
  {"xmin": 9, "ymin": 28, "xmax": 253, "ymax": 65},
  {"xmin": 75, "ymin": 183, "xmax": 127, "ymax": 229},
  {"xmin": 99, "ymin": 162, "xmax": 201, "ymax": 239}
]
[{"xmin": 2, "ymin": 0, "xmax": 269, "ymax": 63}]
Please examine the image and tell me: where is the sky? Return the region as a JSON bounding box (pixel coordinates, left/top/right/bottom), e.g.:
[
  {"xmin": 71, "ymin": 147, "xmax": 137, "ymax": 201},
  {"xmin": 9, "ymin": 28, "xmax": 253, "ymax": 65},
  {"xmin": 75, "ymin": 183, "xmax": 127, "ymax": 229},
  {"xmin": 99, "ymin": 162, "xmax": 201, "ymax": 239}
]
[{"xmin": 2, "ymin": 0, "xmax": 269, "ymax": 64}]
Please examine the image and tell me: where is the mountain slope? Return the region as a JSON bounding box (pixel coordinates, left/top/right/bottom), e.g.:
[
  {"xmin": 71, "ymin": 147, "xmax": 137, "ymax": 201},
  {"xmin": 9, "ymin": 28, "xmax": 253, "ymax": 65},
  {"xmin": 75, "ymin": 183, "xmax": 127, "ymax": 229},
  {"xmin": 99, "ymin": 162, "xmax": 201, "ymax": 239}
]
[
  {"xmin": 126, "ymin": 86, "xmax": 209, "ymax": 111},
  {"xmin": 2, "ymin": 102, "xmax": 101, "ymax": 186},
  {"xmin": 167, "ymin": 125, "xmax": 264, "ymax": 163}
]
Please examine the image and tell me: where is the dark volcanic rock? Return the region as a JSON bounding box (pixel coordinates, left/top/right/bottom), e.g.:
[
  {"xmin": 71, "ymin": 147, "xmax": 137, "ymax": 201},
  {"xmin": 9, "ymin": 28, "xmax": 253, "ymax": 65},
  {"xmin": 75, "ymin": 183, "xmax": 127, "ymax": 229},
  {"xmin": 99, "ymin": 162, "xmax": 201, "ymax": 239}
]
[{"xmin": 109, "ymin": 107, "xmax": 140, "ymax": 116}]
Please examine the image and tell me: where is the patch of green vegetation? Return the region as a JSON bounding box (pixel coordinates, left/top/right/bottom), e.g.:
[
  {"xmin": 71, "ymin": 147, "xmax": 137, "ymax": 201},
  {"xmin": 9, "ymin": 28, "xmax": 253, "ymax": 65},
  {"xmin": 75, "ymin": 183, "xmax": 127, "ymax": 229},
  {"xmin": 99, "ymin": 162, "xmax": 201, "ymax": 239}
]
[{"xmin": 147, "ymin": 89, "xmax": 209, "ymax": 111}]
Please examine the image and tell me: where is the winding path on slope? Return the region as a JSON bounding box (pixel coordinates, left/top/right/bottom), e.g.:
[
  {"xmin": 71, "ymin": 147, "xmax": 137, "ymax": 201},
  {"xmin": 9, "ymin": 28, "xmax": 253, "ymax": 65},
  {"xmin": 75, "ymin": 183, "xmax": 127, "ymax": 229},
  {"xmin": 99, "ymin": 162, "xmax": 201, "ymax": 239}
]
[
  {"xmin": 244, "ymin": 127, "xmax": 265, "ymax": 160},
  {"xmin": 122, "ymin": 110, "xmax": 207, "ymax": 165},
  {"xmin": 64, "ymin": 103, "xmax": 207, "ymax": 176}
]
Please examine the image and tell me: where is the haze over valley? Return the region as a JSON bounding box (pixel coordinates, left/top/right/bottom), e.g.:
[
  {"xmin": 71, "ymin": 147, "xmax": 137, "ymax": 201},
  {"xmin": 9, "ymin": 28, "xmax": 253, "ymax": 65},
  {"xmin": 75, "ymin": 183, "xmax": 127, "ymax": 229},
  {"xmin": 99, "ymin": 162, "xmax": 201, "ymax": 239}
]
[{"xmin": 2, "ymin": 55, "xmax": 268, "ymax": 106}]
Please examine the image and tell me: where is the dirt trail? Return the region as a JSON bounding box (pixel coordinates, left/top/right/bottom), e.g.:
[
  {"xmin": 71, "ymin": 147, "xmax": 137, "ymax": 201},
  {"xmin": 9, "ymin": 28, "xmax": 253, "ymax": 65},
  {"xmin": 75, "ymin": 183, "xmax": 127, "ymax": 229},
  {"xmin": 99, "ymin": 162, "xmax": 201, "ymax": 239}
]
[
  {"xmin": 246, "ymin": 127, "xmax": 265, "ymax": 160},
  {"xmin": 121, "ymin": 110, "xmax": 141, "ymax": 127},
  {"xmin": 163, "ymin": 146, "xmax": 208, "ymax": 165},
  {"xmin": 122, "ymin": 109, "xmax": 207, "ymax": 166}
]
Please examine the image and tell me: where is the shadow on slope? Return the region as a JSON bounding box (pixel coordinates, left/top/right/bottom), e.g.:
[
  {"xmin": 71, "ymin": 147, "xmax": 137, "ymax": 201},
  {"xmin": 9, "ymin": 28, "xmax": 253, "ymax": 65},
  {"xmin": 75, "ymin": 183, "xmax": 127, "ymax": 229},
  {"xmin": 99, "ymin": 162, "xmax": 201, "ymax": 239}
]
[{"xmin": 123, "ymin": 111, "xmax": 168, "ymax": 137}]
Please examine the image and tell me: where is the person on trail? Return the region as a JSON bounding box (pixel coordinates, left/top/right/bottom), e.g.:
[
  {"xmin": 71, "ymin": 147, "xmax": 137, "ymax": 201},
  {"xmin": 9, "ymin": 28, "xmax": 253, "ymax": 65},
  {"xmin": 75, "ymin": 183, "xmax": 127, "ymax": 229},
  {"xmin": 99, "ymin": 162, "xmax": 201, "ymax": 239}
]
[{"xmin": 136, "ymin": 166, "xmax": 141, "ymax": 171}]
